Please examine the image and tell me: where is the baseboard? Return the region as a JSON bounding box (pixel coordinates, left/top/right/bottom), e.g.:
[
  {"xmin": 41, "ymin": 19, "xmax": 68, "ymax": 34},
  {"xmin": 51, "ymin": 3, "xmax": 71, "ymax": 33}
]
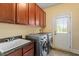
[
  {"xmin": 71, "ymin": 49, "xmax": 79, "ymax": 54},
  {"xmin": 52, "ymin": 47, "xmax": 71, "ymax": 52},
  {"xmin": 52, "ymin": 47, "xmax": 79, "ymax": 55}
]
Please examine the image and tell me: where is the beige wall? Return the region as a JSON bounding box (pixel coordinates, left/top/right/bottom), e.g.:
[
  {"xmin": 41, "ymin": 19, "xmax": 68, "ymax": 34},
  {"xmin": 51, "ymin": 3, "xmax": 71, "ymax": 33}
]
[
  {"xmin": 44, "ymin": 4, "xmax": 79, "ymax": 50},
  {"xmin": 0, "ymin": 3, "xmax": 79, "ymax": 51},
  {"xmin": 0, "ymin": 23, "xmax": 40, "ymax": 38}
]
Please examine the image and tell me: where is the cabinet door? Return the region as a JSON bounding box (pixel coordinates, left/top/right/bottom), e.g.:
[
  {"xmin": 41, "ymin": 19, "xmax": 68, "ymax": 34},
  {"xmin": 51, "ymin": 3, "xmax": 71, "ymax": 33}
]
[
  {"xmin": 23, "ymin": 42, "xmax": 34, "ymax": 54},
  {"xmin": 43, "ymin": 11, "xmax": 46, "ymax": 28},
  {"xmin": 16, "ymin": 3, "xmax": 29, "ymax": 25},
  {"xmin": 39, "ymin": 8, "xmax": 44, "ymax": 27},
  {"xmin": 36, "ymin": 4, "xmax": 40, "ymax": 26},
  {"xmin": 39, "ymin": 8, "xmax": 46, "ymax": 28},
  {"xmin": 7, "ymin": 49, "xmax": 22, "ymax": 56},
  {"xmin": 23, "ymin": 48, "xmax": 34, "ymax": 56},
  {"xmin": 29, "ymin": 3, "xmax": 36, "ymax": 25},
  {"xmin": 0, "ymin": 3, "xmax": 15, "ymax": 23}
]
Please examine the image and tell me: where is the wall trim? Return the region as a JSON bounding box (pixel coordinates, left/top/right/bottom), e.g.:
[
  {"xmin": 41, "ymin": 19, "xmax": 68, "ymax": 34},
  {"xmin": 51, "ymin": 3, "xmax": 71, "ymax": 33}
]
[{"xmin": 53, "ymin": 47, "xmax": 79, "ymax": 55}]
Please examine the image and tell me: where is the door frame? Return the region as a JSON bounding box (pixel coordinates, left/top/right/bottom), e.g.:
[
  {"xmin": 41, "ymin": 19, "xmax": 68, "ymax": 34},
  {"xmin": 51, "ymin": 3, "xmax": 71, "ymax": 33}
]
[{"xmin": 52, "ymin": 12, "xmax": 72, "ymax": 50}]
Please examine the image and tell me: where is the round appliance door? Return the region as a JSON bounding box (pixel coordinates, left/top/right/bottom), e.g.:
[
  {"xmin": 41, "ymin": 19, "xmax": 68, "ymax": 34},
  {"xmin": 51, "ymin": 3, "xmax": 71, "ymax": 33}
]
[{"xmin": 40, "ymin": 40, "xmax": 48, "ymax": 56}]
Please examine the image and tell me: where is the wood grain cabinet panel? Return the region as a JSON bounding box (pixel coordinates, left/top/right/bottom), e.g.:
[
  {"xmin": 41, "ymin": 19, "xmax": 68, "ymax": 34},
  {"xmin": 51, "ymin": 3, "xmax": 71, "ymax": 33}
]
[
  {"xmin": 43, "ymin": 12, "xmax": 46, "ymax": 27},
  {"xmin": 39, "ymin": 8, "xmax": 44, "ymax": 27},
  {"xmin": 29, "ymin": 3, "xmax": 36, "ymax": 25},
  {"xmin": 0, "ymin": 3, "xmax": 46, "ymax": 27},
  {"xmin": 23, "ymin": 48, "xmax": 34, "ymax": 56},
  {"xmin": 7, "ymin": 49, "xmax": 22, "ymax": 56},
  {"xmin": 16, "ymin": 3, "xmax": 29, "ymax": 25},
  {"xmin": 23, "ymin": 43, "xmax": 34, "ymax": 54},
  {"xmin": 0, "ymin": 3, "xmax": 15, "ymax": 23},
  {"xmin": 36, "ymin": 4, "xmax": 40, "ymax": 26},
  {"xmin": 39, "ymin": 8, "xmax": 46, "ymax": 28}
]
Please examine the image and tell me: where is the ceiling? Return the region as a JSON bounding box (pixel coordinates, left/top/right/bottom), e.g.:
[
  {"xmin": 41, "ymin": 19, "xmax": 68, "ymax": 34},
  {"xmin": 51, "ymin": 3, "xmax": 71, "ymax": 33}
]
[{"xmin": 37, "ymin": 3, "xmax": 59, "ymax": 9}]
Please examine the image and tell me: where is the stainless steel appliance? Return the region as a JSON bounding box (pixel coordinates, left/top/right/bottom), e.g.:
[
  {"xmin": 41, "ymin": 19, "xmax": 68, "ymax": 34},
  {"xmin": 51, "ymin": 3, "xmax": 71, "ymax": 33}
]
[
  {"xmin": 46, "ymin": 32, "xmax": 53, "ymax": 48},
  {"xmin": 26, "ymin": 34, "xmax": 48, "ymax": 56},
  {"xmin": 38, "ymin": 32, "xmax": 53, "ymax": 54}
]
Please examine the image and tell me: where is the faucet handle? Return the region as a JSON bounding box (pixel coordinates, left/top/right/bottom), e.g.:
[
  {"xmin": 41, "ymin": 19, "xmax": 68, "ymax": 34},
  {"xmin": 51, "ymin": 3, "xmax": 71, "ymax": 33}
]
[
  {"xmin": 5, "ymin": 39, "xmax": 10, "ymax": 42},
  {"xmin": 11, "ymin": 37, "xmax": 15, "ymax": 41}
]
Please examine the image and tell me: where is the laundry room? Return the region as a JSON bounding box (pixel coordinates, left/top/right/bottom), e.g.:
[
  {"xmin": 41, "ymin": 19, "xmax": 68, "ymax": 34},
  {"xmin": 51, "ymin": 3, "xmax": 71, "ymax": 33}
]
[{"xmin": 0, "ymin": 2, "xmax": 79, "ymax": 57}]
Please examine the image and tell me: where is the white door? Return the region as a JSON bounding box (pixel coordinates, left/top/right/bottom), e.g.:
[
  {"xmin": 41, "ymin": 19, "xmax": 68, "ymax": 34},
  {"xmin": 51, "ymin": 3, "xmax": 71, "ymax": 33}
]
[{"xmin": 53, "ymin": 14, "xmax": 72, "ymax": 50}]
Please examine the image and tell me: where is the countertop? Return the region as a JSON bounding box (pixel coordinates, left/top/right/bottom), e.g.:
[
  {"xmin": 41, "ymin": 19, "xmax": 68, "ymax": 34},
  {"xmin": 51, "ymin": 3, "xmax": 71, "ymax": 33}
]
[{"xmin": 0, "ymin": 39, "xmax": 31, "ymax": 56}]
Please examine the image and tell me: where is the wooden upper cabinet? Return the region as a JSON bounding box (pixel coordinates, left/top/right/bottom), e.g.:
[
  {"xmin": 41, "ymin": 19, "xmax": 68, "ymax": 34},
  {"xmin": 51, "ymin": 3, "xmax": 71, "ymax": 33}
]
[
  {"xmin": 0, "ymin": 3, "xmax": 46, "ymax": 27},
  {"xmin": 39, "ymin": 8, "xmax": 43, "ymax": 27},
  {"xmin": 36, "ymin": 4, "xmax": 40, "ymax": 26},
  {"xmin": 29, "ymin": 3, "xmax": 36, "ymax": 25},
  {"xmin": 39, "ymin": 7, "xmax": 46, "ymax": 28},
  {"xmin": 0, "ymin": 3, "xmax": 15, "ymax": 23},
  {"xmin": 16, "ymin": 3, "xmax": 29, "ymax": 25},
  {"xmin": 43, "ymin": 11, "xmax": 46, "ymax": 28}
]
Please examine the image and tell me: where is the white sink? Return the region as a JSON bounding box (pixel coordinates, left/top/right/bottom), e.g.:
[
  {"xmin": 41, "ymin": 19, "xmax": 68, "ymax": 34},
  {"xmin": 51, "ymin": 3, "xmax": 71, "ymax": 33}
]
[{"xmin": 0, "ymin": 39, "xmax": 31, "ymax": 53}]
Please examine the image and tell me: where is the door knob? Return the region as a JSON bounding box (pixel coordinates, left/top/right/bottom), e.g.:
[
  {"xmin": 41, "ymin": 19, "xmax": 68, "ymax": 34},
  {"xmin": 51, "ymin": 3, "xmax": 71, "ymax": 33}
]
[{"xmin": 54, "ymin": 31, "xmax": 56, "ymax": 35}]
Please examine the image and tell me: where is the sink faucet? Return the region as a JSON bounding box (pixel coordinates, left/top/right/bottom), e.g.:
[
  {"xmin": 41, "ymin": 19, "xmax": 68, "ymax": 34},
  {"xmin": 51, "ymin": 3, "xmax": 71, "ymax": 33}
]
[
  {"xmin": 10, "ymin": 37, "xmax": 15, "ymax": 41},
  {"xmin": 5, "ymin": 37, "xmax": 15, "ymax": 42}
]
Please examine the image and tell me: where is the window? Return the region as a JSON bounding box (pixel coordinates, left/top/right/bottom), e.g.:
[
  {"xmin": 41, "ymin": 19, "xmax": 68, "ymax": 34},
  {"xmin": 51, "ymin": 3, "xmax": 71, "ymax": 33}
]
[{"xmin": 56, "ymin": 17, "xmax": 68, "ymax": 33}]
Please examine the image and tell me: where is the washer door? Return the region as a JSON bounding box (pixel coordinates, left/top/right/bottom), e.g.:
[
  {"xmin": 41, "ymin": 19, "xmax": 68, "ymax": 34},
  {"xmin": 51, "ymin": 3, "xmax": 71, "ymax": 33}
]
[{"xmin": 40, "ymin": 41, "xmax": 48, "ymax": 56}]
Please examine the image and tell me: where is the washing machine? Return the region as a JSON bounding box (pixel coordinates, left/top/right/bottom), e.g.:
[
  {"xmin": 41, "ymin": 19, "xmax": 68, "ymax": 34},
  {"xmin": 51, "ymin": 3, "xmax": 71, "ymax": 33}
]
[
  {"xmin": 25, "ymin": 34, "xmax": 49, "ymax": 56},
  {"xmin": 38, "ymin": 32, "xmax": 53, "ymax": 53}
]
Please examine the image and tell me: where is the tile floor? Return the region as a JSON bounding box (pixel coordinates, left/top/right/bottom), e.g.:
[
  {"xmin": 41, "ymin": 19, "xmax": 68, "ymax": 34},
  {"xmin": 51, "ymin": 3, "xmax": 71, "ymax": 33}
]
[{"xmin": 48, "ymin": 49, "xmax": 79, "ymax": 56}]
